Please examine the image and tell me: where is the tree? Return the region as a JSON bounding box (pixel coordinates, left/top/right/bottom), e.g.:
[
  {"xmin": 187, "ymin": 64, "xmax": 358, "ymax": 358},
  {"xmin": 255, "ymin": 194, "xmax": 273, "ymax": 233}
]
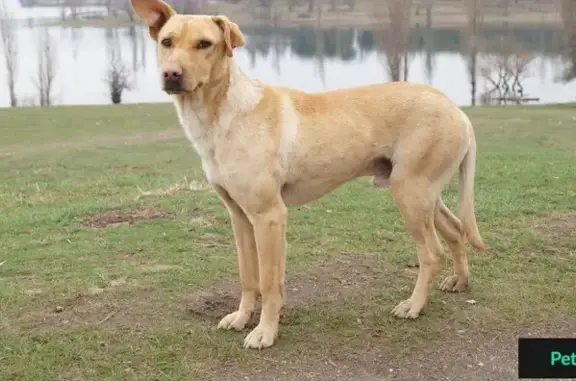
[
  {"xmin": 462, "ymin": 0, "xmax": 484, "ymax": 106},
  {"xmin": 560, "ymin": 0, "xmax": 576, "ymax": 82},
  {"xmin": 122, "ymin": 0, "xmax": 136, "ymax": 22},
  {"xmin": 422, "ymin": 0, "xmax": 435, "ymax": 84},
  {"xmin": 374, "ymin": 0, "xmax": 413, "ymax": 82},
  {"xmin": 105, "ymin": 54, "xmax": 132, "ymax": 104},
  {"xmin": 308, "ymin": 0, "xmax": 315, "ymax": 12},
  {"xmin": 479, "ymin": 38, "xmax": 533, "ymax": 105},
  {"xmin": 34, "ymin": 30, "xmax": 58, "ymax": 107},
  {"xmin": 68, "ymin": 0, "xmax": 83, "ymax": 21},
  {"xmin": 104, "ymin": 36, "xmax": 132, "ymax": 104},
  {"xmin": 0, "ymin": 0, "xmax": 18, "ymax": 107}
]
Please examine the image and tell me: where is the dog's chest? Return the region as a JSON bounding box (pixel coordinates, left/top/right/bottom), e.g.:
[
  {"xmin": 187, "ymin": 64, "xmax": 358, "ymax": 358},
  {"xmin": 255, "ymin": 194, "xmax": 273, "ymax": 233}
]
[{"xmin": 179, "ymin": 116, "xmax": 221, "ymax": 183}]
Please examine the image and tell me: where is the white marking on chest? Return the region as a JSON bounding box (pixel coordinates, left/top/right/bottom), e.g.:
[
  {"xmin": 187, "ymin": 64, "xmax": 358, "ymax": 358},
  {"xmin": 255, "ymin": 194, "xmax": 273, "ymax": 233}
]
[
  {"xmin": 172, "ymin": 61, "xmax": 264, "ymax": 185},
  {"xmin": 173, "ymin": 98, "xmax": 215, "ymax": 183}
]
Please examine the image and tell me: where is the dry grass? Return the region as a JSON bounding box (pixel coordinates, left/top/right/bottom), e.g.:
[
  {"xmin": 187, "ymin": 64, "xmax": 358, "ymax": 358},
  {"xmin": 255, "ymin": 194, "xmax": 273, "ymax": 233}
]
[{"xmin": 135, "ymin": 177, "xmax": 213, "ymax": 199}]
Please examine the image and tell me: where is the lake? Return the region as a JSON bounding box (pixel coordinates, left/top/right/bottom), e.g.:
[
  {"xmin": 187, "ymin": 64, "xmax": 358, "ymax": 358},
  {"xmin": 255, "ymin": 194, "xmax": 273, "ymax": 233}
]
[{"xmin": 0, "ymin": 5, "xmax": 575, "ymax": 108}]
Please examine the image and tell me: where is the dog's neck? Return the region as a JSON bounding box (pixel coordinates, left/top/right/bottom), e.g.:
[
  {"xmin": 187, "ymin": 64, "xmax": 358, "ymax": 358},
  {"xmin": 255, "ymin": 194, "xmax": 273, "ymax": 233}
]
[
  {"xmin": 172, "ymin": 58, "xmax": 263, "ymax": 129},
  {"xmin": 171, "ymin": 58, "xmax": 264, "ymax": 183}
]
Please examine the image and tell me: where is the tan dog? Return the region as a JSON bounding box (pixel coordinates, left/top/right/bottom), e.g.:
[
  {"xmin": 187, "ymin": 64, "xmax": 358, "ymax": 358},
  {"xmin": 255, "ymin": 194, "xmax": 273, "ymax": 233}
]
[{"xmin": 131, "ymin": 0, "xmax": 487, "ymax": 350}]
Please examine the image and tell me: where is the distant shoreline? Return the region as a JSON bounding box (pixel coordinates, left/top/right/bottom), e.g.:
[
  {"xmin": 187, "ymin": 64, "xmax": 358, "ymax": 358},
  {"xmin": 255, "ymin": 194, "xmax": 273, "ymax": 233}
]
[
  {"xmin": 39, "ymin": 2, "xmax": 562, "ymax": 30},
  {"xmin": 42, "ymin": 15, "xmax": 563, "ymax": 30}
]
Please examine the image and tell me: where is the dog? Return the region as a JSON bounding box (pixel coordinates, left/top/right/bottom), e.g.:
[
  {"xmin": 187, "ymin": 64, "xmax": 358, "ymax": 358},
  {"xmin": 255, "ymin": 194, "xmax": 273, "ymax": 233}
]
[{"xmin": 131, "ymin": 0, "xmax": 487, "ymax": 350}]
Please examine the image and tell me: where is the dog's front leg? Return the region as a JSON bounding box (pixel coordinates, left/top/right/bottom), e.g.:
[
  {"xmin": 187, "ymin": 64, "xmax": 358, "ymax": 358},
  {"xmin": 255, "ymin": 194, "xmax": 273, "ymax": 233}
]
[
  {"xmin": 214, "ymin": 187, "xmax": 259, "ymax": 331},
  {"xmin": 243, "ymin": 197, "xmax": 287, "ymax": 349}
]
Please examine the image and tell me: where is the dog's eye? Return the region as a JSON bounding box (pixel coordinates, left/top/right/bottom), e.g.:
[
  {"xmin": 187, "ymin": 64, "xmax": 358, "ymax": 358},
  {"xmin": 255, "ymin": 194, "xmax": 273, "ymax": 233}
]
[
  {"xmin": 197, "ymin": 40, "xmax": 212, "ymax": 49},
  {"xmin": 161, "ymin": 38, "xmax": 172, "ymax": 48}
]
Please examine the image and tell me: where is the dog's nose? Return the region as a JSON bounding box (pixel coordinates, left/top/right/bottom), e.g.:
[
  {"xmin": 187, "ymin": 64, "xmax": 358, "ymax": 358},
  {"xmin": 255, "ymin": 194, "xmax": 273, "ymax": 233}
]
[
  {"xmin": 162, "ymin": 63, "xmax": 184, "ymax": 92},
  {"xmin": 163, "ymin": 68, "xmax": 182, "ymax": 81}
]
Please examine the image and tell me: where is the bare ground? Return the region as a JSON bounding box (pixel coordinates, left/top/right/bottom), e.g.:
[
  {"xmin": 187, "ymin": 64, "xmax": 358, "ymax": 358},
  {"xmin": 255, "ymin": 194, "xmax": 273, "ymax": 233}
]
[
  {"xmin": 534, "ymin": 212, "xmax": 576, "ymax": 239},
  {"xmin": 210, "ymin": 316, "xmax": 576, "ymax": 381},
  {"xmin": 187, "ymin": 252, "xmax": 389, "ymax": 328}
]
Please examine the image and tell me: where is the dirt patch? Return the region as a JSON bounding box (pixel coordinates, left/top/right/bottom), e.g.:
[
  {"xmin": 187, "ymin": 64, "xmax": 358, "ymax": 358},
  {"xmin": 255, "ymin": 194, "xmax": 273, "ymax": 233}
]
[
  {"xmin": 535, "ymin": 212, "xmax": 576, "ymax": 238},
  {"xmin": 184, "ymin": 252, "xmax": 391, "ymax": 327},
  {"xmin": 80, "ymin": 206, "xmax": 172, "ymax": 228},
  {"xmin": 287, "ymin": 252, "xmax": 389, "ymax": 305},
  {"xmin": 139, "ymin": 263, "xmax": 182, "ymax": 274},
  {"xmin": 188, "ymin": 215, "xmax": 217, "ymax": 227},
  {"xmin": 187, "ymin": 290, "xmax": 241, "ymax": 320},
  {"xmin": 378, "ymin": 316, "xmax": 576, "ymax": 381},
  {"xmin": 209, "ymin": 317, "xmax": 576, "ymax": 381},
  {"xmin": 58, "ymin": 368, "xmax": 90, "ymax": 381},
  {"xmin": 23, "ymin": 288, "xmax": 44, "ymax": 296}
]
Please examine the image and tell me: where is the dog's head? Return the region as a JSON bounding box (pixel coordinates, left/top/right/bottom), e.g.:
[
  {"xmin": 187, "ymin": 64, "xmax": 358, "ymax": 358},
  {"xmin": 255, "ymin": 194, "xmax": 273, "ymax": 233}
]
[{"xmin": 131, "ymin": 0, "xmax": 245, "ymax": 95}]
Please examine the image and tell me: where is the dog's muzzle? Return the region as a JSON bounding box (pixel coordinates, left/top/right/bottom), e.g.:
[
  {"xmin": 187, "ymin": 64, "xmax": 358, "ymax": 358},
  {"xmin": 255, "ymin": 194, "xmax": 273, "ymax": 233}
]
[{"xmin": 162, "ymin": 68, "xmax": 184, "ymax": 94}]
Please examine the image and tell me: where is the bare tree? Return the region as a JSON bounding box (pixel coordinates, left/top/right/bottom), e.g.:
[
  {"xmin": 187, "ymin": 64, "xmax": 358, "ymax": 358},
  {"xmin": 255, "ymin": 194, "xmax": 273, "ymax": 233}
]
[
  {"xmin": 308, "ymin": 0, "xmax": 315, "ymax": 12},
  {"xmin": 314, "ymin": 14, "xmax": 326, "ymax": 86},
  {"xmin": 68, "ymin": 0, "xmax": 83, "ymax": 21},
  {"xmin": 479, "ymin": 38, "xmax": 533, "ymax": 105},
  {"xmin": 128, "ymin": 25, "xmax": 139, "ymax": 71},
  {"xmin": 422, "ymin": 0, "xmax": 435, "ymax": 83},
  {"xmin": 105, "ymin": 35, "xmax": 132, "ymax": 104},
  {"xmin": 462, "ymin": 0, "xmax": 484, "ymax": 106},
  {"xmin": 34, "ymin": 30, "xmax": 58, "ymax": 107},
  {"xmin": 374, "ymin": 0, "xmax": 413, "ymax": 82},
  {"xmin": 499, "ymin": 0, "xmax": 513, "ymax": 17},
  {"xmin": 560, "ymin": 0, "xmax": 576, "ymax": 82},
  {"xmin": 0, "ymin": 0, "xmax": 18, "ymax": 107},
  {"xmin": 105, "ymin": 0, "xmax": 112, "ymax": 16},
  {"xmin": 287, "ymin": 0, "xmax": 298, "ymax": 12},
  {"xmin": 60, "ymin": 1, "xmax": 66, "ymax": 23},
  {"xmin": 106, "ymin": 59, "xmax": 132, "ymax": 104},
  {"xmin": 122, "ymin": 0, "xmax": 136, "ymax": 22}
]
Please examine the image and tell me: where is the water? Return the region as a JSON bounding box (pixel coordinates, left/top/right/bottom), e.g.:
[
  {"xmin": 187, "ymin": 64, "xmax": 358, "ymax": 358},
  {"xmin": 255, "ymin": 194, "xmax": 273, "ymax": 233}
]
[{"xmin": 0, "ymin": 6, "xmax": 574, "ymax": 108}]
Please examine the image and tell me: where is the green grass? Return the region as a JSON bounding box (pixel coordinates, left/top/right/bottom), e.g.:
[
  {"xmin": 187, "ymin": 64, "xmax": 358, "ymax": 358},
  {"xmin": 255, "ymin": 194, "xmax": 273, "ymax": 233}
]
[{"xmin": 0, "ymin": 103, "xmax": 575, "ymax": 380}]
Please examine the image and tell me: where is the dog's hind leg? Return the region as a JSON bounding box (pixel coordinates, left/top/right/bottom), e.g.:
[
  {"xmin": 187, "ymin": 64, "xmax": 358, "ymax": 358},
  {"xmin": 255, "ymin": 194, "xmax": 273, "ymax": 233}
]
[
  {"xmin": 435, "ymin": 199, "xmax": 469, "ymax": 293},
  {"xmin": 390, "ymin": 174, "xmax": 444, "ymax": 319}
]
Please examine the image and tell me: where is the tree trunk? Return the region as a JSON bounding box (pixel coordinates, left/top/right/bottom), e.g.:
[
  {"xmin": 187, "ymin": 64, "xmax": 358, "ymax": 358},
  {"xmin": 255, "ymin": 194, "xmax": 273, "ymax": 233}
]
[{"xmin": 308, "ymin": 0, "xmax": 315, "ymax": 12}]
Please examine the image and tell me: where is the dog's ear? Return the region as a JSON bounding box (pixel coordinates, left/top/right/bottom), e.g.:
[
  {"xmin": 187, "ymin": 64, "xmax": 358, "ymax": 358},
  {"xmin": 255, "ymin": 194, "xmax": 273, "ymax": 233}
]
[
  {"xmin": 212, "ymin": 15, "xmax": 245, "ymax": 57},
  {"xmin": 131, "ymin": 0, "xmax": 176, "ymax": 40}
]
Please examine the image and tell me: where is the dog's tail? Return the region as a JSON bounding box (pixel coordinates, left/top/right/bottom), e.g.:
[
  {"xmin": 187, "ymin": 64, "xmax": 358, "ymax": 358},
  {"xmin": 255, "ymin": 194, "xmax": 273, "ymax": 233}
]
[{"xmin": 458, "ymin": 124, "xmax": 487, "ymax": 252}]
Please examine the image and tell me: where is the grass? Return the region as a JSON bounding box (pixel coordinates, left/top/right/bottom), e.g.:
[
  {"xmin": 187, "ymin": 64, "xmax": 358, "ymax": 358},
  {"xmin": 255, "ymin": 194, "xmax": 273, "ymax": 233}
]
[{"xmin": 0, "ymin": 103, "xmax": 575, "ymax": 380}]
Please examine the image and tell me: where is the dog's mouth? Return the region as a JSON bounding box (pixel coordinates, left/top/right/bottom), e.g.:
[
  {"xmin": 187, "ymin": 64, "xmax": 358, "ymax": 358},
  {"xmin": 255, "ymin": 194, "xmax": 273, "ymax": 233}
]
[
  {"xmin": 163, "ymin": 82, "xmax": 203, "ymax": 95},
  {"xmin": 164, "ymin": 88, "xmax": 185, "ymax": 95}
]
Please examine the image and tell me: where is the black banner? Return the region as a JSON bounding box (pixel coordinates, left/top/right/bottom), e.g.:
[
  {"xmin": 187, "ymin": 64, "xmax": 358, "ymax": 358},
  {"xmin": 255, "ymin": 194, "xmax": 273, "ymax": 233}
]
[{"xmin": 518, "ymin": 338, "xmax": 576, "ymax": 379}]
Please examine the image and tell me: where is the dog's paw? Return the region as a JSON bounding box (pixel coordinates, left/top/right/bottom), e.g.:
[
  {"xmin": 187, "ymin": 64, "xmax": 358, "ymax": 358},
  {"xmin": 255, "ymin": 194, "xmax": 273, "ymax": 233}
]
[
  {"xmin": 440, "ymin": 274, "xmax": 468, "ymax": 293},
  {"xmin": 391, "ymin": 299, "xmax": 421, "ymax": 319},
  {"xmin": 243, "ymin": 324, "xmax": 277, "ymax": 349},
  {"xmin": 217, "ymin": 311, "xmax": 251, "ymax": 331}
]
